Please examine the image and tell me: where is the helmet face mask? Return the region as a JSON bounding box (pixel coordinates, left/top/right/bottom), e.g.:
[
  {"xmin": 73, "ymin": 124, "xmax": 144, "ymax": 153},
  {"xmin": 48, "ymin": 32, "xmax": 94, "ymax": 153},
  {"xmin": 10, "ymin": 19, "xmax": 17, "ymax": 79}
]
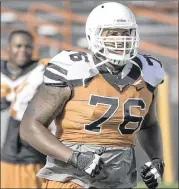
[
  {"xmin": 96, "ymin": 27, "xmax": 139, "ymax": 61},
  {"xmin": 86, "ymin": 2, "xmax": 140, "ymax": 67}
]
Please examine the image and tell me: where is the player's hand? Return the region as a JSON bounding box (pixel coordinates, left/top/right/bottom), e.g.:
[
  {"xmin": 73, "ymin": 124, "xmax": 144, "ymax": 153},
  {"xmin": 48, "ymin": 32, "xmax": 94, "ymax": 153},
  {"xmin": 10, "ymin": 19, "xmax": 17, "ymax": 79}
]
[
  {"xmin": 67, "ymin": 148, "xmax": 105, "ymax": 178},
  {"xmin": 139, "ymin": 158, "xmax": 165, "ymax": 189}
]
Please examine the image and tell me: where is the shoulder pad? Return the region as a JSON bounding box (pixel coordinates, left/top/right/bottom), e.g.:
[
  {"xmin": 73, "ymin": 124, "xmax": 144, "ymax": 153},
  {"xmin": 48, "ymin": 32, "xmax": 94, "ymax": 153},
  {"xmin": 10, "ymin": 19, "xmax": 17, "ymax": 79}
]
[
  {"xmin": 44, "ymin": 50, "xmax": 99, "ymax": 85},
  {"xmin": 26, "ymin": 63, "xmax": 45, "ymax": 86},
  {"xmin": 133, "ymin": 54, "xmax": 165, "ymax": 87}
]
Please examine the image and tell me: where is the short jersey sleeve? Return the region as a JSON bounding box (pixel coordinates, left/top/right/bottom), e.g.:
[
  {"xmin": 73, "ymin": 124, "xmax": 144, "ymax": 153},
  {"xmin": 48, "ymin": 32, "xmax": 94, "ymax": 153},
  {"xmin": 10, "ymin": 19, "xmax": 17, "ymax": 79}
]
[
  {"xmin": 135, "ymin": 54, "xmax": 165, "ymax": 87},
  {"xmin": 43, "ymin": 50, "xmax": 99, "ymax": 87},
  {"xmin": 43, "ymin": 51, "xmax": 71, "ymax": 87}
]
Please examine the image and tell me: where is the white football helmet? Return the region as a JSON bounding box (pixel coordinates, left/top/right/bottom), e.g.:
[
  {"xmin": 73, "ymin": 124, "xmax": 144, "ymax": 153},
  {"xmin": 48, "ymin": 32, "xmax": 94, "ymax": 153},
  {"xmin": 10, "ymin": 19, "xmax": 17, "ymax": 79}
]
[{"xmin": 86, "ymin": 2, "xmax": 140, "ymax": 66}]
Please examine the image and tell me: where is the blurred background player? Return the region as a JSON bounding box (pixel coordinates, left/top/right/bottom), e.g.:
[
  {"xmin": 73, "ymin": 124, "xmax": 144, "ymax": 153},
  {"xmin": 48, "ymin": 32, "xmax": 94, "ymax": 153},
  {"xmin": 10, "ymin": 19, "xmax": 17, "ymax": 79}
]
[
  {"xmin": 1, "ymin": 30, "xmax": 49, "ymax": 188},
  {"xmin": 20, "ymin": 2, "xmax": 165, "ymax": 189}
]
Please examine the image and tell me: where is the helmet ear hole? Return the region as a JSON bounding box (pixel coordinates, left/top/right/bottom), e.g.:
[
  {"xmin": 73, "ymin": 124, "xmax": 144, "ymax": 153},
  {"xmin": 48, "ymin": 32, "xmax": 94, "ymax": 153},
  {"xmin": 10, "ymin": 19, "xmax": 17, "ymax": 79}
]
[{"xmin": 101, "ymin": 5, "xmax": 104, "ymax": 8}]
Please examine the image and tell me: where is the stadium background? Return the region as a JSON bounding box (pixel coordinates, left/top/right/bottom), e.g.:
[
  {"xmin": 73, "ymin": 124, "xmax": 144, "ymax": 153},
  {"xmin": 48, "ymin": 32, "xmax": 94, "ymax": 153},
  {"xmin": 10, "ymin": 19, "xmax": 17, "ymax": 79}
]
[{"xmin": 1, "ymin": 0, "xmax": 178, "ymax": 188}]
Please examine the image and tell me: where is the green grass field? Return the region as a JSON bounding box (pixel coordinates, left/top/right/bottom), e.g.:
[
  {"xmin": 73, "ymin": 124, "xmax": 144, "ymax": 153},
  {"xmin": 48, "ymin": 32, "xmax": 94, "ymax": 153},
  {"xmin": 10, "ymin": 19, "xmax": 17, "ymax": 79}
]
[{"xmin": 136, "ymin": 183, "xmax": 178, "ymax": 188}]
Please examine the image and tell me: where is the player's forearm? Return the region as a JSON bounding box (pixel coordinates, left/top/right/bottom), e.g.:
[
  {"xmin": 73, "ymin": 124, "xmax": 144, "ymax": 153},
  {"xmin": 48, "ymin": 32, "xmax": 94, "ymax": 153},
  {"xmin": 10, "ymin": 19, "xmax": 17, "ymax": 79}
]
[
  {"xmin": 137, "ymin": 122, "xmax": 163, "ymax": 161},
  {"xmin": 20, "ymin": 118, "xmax": 73, "ymax": 163}
]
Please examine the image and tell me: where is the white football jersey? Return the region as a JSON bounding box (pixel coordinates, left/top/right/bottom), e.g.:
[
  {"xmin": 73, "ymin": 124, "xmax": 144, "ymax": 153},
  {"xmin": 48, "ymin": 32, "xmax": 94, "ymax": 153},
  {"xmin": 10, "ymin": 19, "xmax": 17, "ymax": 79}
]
[
  {"xmin": 1, "ymin": 59, "xmax": 49, "ymax": 121},
  {"xmin": 44, "ymin": 50, "xmax": 99, "ymax": 86}
]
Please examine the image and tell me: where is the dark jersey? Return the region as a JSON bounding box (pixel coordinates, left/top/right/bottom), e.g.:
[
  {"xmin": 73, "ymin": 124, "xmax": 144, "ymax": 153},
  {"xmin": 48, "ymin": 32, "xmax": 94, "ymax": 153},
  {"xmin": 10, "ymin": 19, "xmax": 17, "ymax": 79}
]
[{"xmin": 44, "ymin": 51, "xmax": 164, "ymax": 147}]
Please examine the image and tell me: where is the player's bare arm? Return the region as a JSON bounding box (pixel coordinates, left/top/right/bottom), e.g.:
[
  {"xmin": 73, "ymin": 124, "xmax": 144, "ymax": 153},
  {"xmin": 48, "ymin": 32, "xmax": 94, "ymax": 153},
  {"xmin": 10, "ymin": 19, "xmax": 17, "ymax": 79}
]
[
  {"xmin": 137, "ymin": 94, "xmax": 165, "ymax": 189},
  {"xmin": 20, "ymin": 83, "xmax": 73, "ymax": 162},
  {"xmin": 20, "ymin": 83, "xmax": 104, "ymax": 177},
  {"xmin": 137, "ymin": 95, "xmax": 163, "ymax": 161}
]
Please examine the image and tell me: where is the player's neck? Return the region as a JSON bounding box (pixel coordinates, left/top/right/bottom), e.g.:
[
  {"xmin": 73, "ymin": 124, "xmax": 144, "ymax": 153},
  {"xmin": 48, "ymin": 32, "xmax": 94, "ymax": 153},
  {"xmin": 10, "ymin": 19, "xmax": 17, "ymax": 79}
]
[
  {"xmin": 6, "ymin": 61, "xmax": 23, "ymax": 76},
  {"xmin": 92, "ymin": 54, "xmax": 129, "ymax": 75},
  {"xmin": 105, "ymin": 62, "xmax": 125, "ymax": 75}
]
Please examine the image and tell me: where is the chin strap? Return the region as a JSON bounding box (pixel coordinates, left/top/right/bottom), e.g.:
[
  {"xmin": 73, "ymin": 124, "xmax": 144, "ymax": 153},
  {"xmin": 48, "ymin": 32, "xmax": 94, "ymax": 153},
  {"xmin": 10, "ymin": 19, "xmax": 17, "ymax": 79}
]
[
  {"xmin": 91, "ymin": 59, "xmax": 109, "ymax": 69},
  {"xmin": 82, "ymin": 59, "xmax": 109, "ymax": 86},
  {"xmin": 82, "ymin": 56, "xmax": 143, "ymax": 87}
]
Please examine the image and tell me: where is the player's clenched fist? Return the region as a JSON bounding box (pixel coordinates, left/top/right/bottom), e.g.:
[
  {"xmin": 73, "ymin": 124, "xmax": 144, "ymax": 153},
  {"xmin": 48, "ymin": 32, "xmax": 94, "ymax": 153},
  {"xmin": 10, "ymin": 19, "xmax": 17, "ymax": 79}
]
[
  {"xmin": 68, "ymin": 150, "xmax": 104, "ymax": 177},
  {"xmin": 140, "ymin": 158, "xmax": 165, "ymax": 189}
]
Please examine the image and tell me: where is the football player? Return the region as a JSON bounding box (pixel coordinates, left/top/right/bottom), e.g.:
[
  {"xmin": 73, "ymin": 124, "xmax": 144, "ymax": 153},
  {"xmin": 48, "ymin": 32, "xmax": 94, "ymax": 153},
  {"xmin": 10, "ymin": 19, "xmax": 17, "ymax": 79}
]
[
  {"xmin": 1, "ymin": 30, "xmax": 49, "ymax": 188},
  {"xmin": 20, "ymin": 2, "xmax": 165, "ymax": 189}
]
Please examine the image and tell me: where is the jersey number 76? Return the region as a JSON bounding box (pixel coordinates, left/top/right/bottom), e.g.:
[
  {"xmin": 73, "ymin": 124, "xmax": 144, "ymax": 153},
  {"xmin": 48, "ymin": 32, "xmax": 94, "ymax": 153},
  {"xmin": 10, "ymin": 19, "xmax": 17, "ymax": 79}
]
[{"xmin": 84, "ymin": 95, "xmax": 146, "ymax": 135}]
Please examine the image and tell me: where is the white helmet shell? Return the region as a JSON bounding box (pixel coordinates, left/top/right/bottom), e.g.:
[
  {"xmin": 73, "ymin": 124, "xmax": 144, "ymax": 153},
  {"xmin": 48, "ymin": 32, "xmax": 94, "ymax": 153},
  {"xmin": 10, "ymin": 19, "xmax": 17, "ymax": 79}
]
[{"xmin": 86, "ymin": 2, "xmax": 140, "ymax": 66}]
